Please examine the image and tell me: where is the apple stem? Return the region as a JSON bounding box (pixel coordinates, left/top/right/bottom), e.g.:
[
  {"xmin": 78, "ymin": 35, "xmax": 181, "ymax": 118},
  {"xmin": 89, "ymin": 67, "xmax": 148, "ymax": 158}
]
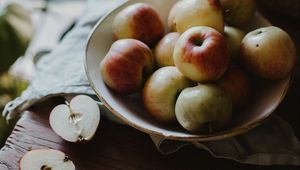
[
  {"xmin": 64, "ymin": 156, "xmax": 70, "ymax": 162},
  {"xmin": 41, "ymin": 165, "xmax": 51, "ymax": 170},
  {"xmin": 78, "ymin": 135, "xmax": 84, "ymax": 142},
  {"xmin": 65, "ymin": 100, "xmax": 70, "ymax": 106}
]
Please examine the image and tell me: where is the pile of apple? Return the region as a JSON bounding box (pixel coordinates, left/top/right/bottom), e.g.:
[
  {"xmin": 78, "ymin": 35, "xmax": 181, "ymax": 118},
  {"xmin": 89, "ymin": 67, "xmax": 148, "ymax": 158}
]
[{"xmin": 100, "ymin": 0, "xmax": 296, "ymax": 133}]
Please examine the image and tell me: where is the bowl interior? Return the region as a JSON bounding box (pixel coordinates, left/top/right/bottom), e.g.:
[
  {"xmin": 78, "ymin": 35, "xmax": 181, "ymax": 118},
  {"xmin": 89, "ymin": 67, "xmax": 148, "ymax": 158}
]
[{"xmin": 85, "ymin": 0, "xmax": 291, "ymax": 141}]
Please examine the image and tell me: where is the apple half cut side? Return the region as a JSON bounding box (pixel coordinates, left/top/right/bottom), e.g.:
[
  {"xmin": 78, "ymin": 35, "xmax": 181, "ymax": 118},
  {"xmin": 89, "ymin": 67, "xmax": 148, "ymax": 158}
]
[
  {"xmin": 19, "ymin": 149, "xmax": 75, "ymax": 170},
  {"xmin": 49, "ymin": 95, "xmax": 100, "ymax": 142}
]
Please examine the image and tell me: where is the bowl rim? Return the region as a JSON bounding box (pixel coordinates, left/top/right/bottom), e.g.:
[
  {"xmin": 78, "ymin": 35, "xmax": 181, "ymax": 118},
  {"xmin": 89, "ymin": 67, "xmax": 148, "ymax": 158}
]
[{"xmin": 84, "ymin": 1, "xmax": 293, "ymax": 141}]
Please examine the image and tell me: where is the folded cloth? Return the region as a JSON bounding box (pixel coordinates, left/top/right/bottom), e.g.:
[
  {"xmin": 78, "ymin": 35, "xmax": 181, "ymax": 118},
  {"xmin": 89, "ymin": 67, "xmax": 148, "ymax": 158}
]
[{"xmin": 3, "ymin": 0, "xmax": 300, "ymax": 166}]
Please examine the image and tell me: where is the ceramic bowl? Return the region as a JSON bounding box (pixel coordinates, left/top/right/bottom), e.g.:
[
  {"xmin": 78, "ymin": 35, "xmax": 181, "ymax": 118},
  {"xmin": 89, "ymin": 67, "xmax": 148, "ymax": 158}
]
[{"xmin": 85, "ymin": 0, "xmax": 292, "ymax": 141}]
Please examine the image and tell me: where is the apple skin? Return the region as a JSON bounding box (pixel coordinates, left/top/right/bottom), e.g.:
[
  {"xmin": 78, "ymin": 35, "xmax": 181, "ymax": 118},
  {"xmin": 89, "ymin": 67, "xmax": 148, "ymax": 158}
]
[
  {"xmin": 173, "ymin": 26, "xmax": 230, "ymax": 82},
  {"xmin": 220, "ymin": 0, "xmax": 256, "ymax": 27},
  {"xmin": 154, "ymin": 32, "xmax": 180, "ymax": 67},
  {"xmin": 175, "ymin": 84, "xmax": 232, "ymax": 133},
  {"xmin": 217, "ymin": 64, "xmax": 251, "ymax": 111},
  {"xmin": 168, "ymin": 0, "xmax": 224, "ymax": 34},
  {"xmin": 224, "ymin": 26, "xmax": 245, "ymax": 60},
  {"xmin": 240, "ymin": 26, "xmax": 296, "ymax": 79},
  {"xmin": 112, "ymin": 3, "xmax": 164, "ymax": 47},
  {"xmin": 100, "ymin": 39, "xmax": 154, "ymax": 93},
  {"xmin": 167, "ymin": 0, "xmax": 183, "ymax": 32},
  {"xmin": 143, "ymin": 66, "xmax": 194, "ymax": 123}
]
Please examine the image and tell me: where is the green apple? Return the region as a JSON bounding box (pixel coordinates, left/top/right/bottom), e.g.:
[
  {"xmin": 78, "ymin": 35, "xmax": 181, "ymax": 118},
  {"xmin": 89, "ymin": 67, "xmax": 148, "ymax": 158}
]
[
  {"xmin": 217, "ymin": 64, "xmax": 251, "ymax": 111},
  {"xmin": 175, "ymin": 84, "xmax": 232, "ymax": 133},
  {"xmin": 168, "ymin": 0, "xmax": 224, "ymax": 33},
  {"xmin": 220, "ymin": 0, "xmax": 256, "ymax": 27},
  {"xmin": 154, "ymin": 32, "xmax": 180, "ymax": 67},
  {"xmin": 224, "ymin": 26, "xmax": 245, "ymax": 60},
  {"xmin": 143, "ymin": 66, "xmax": 194, "ymax": 123},
  {"xmin": 240, "ymin": 26, "xmax": 296, "ymax": 79}
]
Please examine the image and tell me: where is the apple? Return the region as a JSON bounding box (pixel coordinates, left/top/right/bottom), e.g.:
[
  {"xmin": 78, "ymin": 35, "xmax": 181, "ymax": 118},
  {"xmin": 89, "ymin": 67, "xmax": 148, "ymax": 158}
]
[
  {"xmin": 112, "ymin": 3, "xmax": 164, "ymax": 47},
  {"xmin": 220, "ymin": 0, "xmax": 256, "ymax": 27},
  {"xmin": 154, "ymin": 32, "xmax": 180, "ymax": 67},
  {"xmin": 49, "ymin": 95, "xmax": 100, "ymax": 142},
  {"xmin": 168, "ymin": 0, "xmax": 224, "ymax": 33},
  {"xmin": 173, "ymin": 26, "xmax": 230, "ymax": 82},
  {"xmin": 19, "ymin": 149, "xmax": 75, "ymax": 170},
  {"xmin": 167, "ymin": 0, "xmax": 183, "ymax": 32},
  {"xmin": 143, "ymin": 66, "xmax": 194, "ymax": 123},
  {"xmin": 175, "ymin": 84, "xmax": 232, "ymax": 133},
  {"xmin": 217, "ymin": 64, "xmax": 251, "ymax": 111},
  {"xmin": 224, "ymin": 26, "xmax": 245, "ymax": 59},
  {"xmin": 240, "ymin": 26, "xmax": 296, "ymax": 79},
  {"xmin": 100, "ymin": 39, "xmax": 154, "ymax": 93}
]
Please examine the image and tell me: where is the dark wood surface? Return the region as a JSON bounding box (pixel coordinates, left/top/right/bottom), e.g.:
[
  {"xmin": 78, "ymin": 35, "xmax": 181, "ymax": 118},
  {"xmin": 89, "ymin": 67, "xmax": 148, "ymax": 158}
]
[{"xmin": 0, "ymin": 2, "xmax": 299, "ymax": 170}]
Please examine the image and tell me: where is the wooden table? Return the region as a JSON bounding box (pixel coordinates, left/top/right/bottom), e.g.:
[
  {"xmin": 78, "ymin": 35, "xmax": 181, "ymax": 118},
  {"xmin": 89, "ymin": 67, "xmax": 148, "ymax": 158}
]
[{"xmin": 0, "ymin": 3, "xmax": 299, "ymax": 170}]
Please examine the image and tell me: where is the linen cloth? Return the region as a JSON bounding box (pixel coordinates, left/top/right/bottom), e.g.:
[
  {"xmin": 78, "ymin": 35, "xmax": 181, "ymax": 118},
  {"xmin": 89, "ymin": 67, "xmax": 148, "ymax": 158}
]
[{"xmin": 3, "ymin": 0, "xmax": 299, "ymax": 166}]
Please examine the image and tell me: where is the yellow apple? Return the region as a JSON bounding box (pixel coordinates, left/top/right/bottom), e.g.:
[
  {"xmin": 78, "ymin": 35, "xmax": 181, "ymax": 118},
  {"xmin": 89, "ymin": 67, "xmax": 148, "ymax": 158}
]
[
  {"xmin": 241, "ymin": 26, "xmax": 296, "ymax": 79},
  {"xmin": 154, "ymin": 32, "xmax": 180, "ymax": 67},
  {"xmin": 168, "ymin": 0, "xmax": 224, "ymax": 34}
]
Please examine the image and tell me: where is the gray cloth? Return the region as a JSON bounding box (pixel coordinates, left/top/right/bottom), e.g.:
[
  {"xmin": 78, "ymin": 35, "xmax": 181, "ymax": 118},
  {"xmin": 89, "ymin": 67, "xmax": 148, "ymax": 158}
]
[{"xmin": 3, "ymin": 0, "xmax": 300, "ymax": 166}]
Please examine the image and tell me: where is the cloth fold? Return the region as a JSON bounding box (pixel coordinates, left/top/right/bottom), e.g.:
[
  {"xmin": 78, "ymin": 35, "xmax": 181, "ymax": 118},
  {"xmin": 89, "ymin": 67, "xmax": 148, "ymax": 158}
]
[{"xmin": 3, "ymin": 0, "xmax": 299, "ymax": 166}]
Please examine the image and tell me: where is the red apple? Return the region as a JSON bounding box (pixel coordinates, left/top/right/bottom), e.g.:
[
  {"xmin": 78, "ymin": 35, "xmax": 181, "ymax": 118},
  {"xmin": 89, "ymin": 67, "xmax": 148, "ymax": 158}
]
[
  {"xmin": 240, "ymin": 26, "xmax": 296, "ymax": 79},
  {"xmin": 112, "ymin": 3, "xmax": 164, "ymax": 47},
  {"xmin": 173, "ymin": 26, "xmax": 230, "ymax": 82},
  {"xmin": 168, "ymin": 0, "xmax": 224, "ymax": 33},
  {"xmin": 143, "ymin": 66, "xmax": 193, "ymax": 123},
  {"xmin": 154, "ymin": 32, "xmax": 180, "ymax": 67},
  {"xmin": 100, "ymin": 39, "xmax": 154, "ymax": 93},
  {"xmin": 217, "ymin": 64, "xmax": 251, "ymax": 111}
]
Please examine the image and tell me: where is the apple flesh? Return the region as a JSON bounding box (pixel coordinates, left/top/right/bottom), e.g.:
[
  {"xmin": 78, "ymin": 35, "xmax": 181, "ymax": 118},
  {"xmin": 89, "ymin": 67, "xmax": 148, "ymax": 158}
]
[
  {"xmin": 143, "ymin": 66, "xmax": 193, "ymax": 123},
  {"xmin": 224, "ymin": 26, "xmax": 245, "ymax": 59},
  {"xmin": 154, "ymin": 32, "xmax": 180, "ymax": 67},
  {"xmin": 240, "ymin": 26, "xmax": 296, "ymax": 79},
  {"xmin": 175, "ymin": 84, "xmax": 232, "ymax": 133},
  {"xmin": 173, "ymin": 26, "xmax": 230, "ymax": 82},
  {"xmin": 19, "ymin": 149, "xmax": 75, "ymax": 170},
  {"xmin": 217, "ymin": 64, "xmax": 251, "ymax": 111},
  {"xmin": 112, "ymin": 3, "xmax": 164, "ymax": 47},
  {"xmin": 168, "ymin": 0, "xmax": 224, "ymax": 33},
  {"xmin": 220, "ymin": 0, "xmax": 256, "ymax": 27},
  {"xmin": 100, "ymin": 39, "xmax": 154, "ymax": 93},
  {"xmin": 49, "ymin": 95, "xmax": 100, "ymax": 142}
]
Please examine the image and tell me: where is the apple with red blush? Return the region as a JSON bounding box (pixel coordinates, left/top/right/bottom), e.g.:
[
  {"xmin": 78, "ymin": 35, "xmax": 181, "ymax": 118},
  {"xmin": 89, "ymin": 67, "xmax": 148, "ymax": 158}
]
[
  {"xmin": 112, "ymin": 3, "xmax": 164, "ymax": 47},
  {"xmin": 217, "ymin": 64, "xmax": 251, "ymax": 111},
  {"xmin": 173, "ymin": 26, "xmax": 230, "ymax": 82},
  {"xmin": 100, "ymin": 39, "xmax": 154, "ymax": 93}
]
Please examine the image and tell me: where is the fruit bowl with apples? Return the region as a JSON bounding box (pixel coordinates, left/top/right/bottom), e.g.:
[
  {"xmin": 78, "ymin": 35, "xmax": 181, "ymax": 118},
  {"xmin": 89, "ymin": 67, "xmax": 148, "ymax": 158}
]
[{"xmin": 85, "ymin": 0, "xmax": 294, "ymax": 141}]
